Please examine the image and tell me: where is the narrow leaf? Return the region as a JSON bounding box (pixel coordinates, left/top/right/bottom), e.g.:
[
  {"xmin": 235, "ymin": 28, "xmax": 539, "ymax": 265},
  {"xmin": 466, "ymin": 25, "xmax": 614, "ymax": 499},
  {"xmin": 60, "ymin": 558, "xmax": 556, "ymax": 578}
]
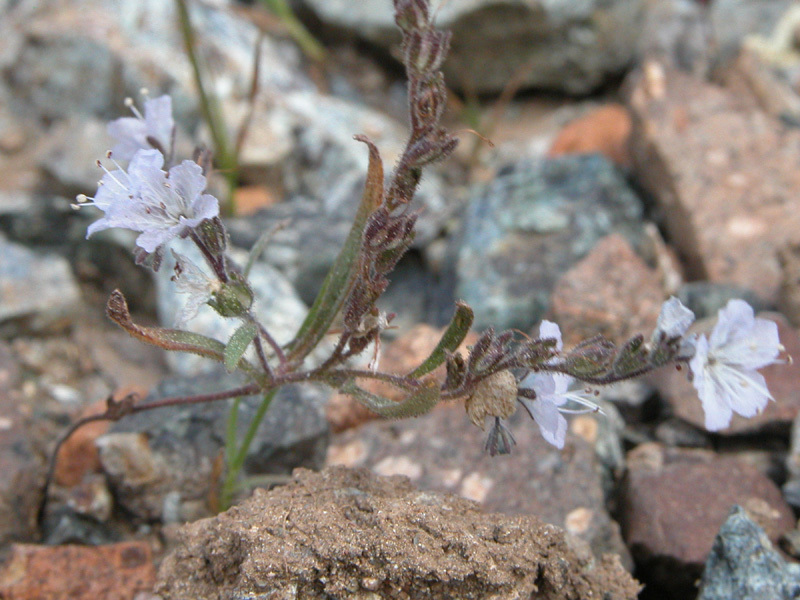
[
  {"xmin": 286, "ymin": 136, "xmax": 384, "ymax": 362},
  {"xmin": 409, "ymin": 301, "xmax": 473, "ymax": 378},
  {"xmin": 224, "ymin": 322, "xmax": 258, "ymax": 372},
  {"xmin": 341, "ymin": 379, "xmax": 440, "ymax": 419},
  {"xmin": 106, "ymin": 290, "xmax": 260, "ymax": 380}
]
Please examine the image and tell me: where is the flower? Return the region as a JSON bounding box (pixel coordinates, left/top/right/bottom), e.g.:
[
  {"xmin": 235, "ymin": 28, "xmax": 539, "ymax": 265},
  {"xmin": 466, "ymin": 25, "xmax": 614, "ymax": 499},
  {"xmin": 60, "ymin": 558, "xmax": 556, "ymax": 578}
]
[
  {"xmin": 170, "ymin": 250, "xmax": 221, "ymax": 327},
  {"xmin": 80, "ymin": 149, "xmax": 219, "ymax": 253},
  {"xmin": 108, "ymin": 94, "xmax": 175, "ymax": 161},
  {"xmin": 518, "ymin": 320, "xmax": 602, "ymax": 449},
  {"xmin": 654, "ymin": 296, "xmax": 695, "ymax": 339},
  {"xmin": 689, "ymin": 299, "xmax": 783, "ymax": 431}
]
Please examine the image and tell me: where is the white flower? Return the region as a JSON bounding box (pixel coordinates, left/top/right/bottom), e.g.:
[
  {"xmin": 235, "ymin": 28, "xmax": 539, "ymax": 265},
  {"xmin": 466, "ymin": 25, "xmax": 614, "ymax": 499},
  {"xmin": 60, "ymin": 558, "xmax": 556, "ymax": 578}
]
[
  {"xmin": 108, "ymin": 95, "xmax": 175, "ymax": 161},
  {"xmin": 82, "ymin": 149, "xmax": 219, "ymax": 253},
  {"xmin": 655, "ymin": 296, "xmax": 695, "ymax": 339},
  {"xmin": 170, "ymin": 250, "xmax": 220, "ymax": 327},
  {"xmin": 689, "ymin": 299, "xmax": 783, "ymax": 431},
  {"xmin": 518, "ymin": 320, "xmax": 602, "ymax": 449}
]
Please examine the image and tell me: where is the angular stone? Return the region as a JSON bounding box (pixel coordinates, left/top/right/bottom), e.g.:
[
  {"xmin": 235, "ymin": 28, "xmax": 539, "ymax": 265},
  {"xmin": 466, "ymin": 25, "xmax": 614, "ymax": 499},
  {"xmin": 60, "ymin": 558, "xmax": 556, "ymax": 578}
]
[
  {"xmin": 0, "ymin": 234, "xmax": 81, "ymax": 336},
  {"xmin": 653, "ymin": 312, "xmax": 800, "ymax": 434},
  {"xmin": 300, "ymin": 0, "xmax": 646, "ymax": 94},
  {"xmin": 100, "ymin": 373, "xmax": 330, "ymax": 522},
  {"xmin": 698, "ymin": 506, "xmax": 800, "ymax": 600},
  {"xmin": 327, "ymin": 402, "xmax": 633, "ymax": 570},
  {"xmin": 549, "ymin": 233, "xmax": 664, "ymax": 346},
  {"xmin": 628, "ymin": 62, "xmax": 800, "ymax": 304},
  {"xmin": 155, "ymin": 466, "xmax": 641, "ymax": 599},
  {"xmin": 455, "ymin": 154, "xmax": 645, "ymax": 332},
  {"xmin": 621, "ymin": 444, "xmax": 795, "ymax": 598},
  {"xmin": 637, "ymin": 0, "xmax": 709, "ymax": 74},
  {"xmin": 0, "ymin": 542, "xmax": 155, "ymax": 600},
  {"xmin": 548, "ymin": 104, "xmax": 632, "ymax": 169},
  {"xmin": 710, "ymin": 0, "xmax": 796, "ymax": 61}
]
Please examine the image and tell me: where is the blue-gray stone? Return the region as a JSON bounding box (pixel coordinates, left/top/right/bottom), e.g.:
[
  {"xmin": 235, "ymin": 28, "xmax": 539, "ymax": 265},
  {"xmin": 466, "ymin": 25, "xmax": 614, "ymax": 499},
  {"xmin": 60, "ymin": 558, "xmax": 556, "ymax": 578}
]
[
  {"xmin": 455, "ymin": 154, "xmax": 645, "ymax": 332},
  {"xmin": 698, "ymin": 505, "xmax": 800, "ymax": 600}
]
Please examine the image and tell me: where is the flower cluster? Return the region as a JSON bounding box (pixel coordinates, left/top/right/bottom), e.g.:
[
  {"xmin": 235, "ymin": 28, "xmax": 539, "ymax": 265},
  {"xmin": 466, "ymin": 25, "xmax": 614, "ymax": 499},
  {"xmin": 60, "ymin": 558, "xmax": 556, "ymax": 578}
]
[{"xmin": 507, "ymin": 296, "xmax": 784, "ymax": 450}]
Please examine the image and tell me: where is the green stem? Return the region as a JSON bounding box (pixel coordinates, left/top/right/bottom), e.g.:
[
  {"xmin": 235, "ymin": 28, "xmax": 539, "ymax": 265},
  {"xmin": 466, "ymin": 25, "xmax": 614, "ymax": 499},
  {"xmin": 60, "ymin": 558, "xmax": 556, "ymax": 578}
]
[
  {"xmin": 175, "ymin": 0, "xmax": 238, "ymax": 214},
  {"xmin": 220, "ymin": 389, "xmax": 277, "ymax": 510},
  {"xmin": 260, "ymin": 0, "xmax": 327, "ymax": 64}
]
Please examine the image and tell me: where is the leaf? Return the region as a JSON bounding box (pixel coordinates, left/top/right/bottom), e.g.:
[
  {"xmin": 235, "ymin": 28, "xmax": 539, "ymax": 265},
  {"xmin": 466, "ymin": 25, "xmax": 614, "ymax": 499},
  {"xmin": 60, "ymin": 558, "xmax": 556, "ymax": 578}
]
[
  {"xmin": 341, "ymin": 379, "xmax": 440, "ymax": 419},
  {"xmin": 106, "ymin": 290, "xmax": 261, "ymax": 380},
  {"xmin": 224, "ymin": 322, "xmax": 258, "ymax": 372},
  {"xmin": 285, "ymin": 135, "xmax": 384, "ymax": 362},
  {"xmin": 409, "ymin": 301, "xmax": 473, "ymax": 378}
]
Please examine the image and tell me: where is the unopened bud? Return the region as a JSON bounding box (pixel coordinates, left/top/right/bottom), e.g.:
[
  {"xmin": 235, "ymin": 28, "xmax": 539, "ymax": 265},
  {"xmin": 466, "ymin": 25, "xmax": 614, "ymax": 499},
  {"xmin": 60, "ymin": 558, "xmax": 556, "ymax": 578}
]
[
  {"xmin": 404, "ymin": 30, "xmax": 451, "ymax": 75},
  {"xmin": 208, "ymin": 277, "xmax": 253, "ymax": 318},
  {"xmin": 394, "ymin": 0, "xmax": 429, "ymax": 31}
]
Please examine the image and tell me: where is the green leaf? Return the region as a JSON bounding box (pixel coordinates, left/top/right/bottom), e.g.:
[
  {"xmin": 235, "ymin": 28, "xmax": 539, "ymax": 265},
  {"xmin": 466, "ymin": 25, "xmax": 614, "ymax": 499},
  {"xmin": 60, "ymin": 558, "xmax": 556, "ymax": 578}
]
[
  {"xmin": 106, "ymin": 290, "xmax": 261, "ymax": 381},
  {"xmin": 224, "ymin": 322, "xmax": 258, "ymax": 372},
  {"xmin": 285, "ymin": 136, "xmax": 384, "ymax": 363},
  {"xmin": 409, "ymin": 301, "xmax": 474, "ymax": 378},
  {"xmin": 342, "ymin": 379, "xmax": 440, "ymax": 419}
]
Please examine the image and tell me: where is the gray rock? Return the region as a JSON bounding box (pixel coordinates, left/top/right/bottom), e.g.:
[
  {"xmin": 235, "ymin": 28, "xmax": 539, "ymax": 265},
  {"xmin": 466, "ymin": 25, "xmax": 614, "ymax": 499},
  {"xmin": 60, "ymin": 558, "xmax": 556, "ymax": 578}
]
[
  {"xmin": 783, "ymin": 412, "xmax": 800, "ymax": 509},
  {"xmin": 300, "ymin": 0, "xmax": 646, "ymax": 94},
  {"xmin": 155, "ymin": 239, "xmax": 312, "ymax": 376},
  {"xmin": 676, "ymin": 281, "xmax": 768, "ymax": 320},
  {"xmin": 39, "ymin": 117, "xmax": 110, "ymax": 197},
  {"xmin": 455, "ymin": 154, "xmax": 645, "ymax": 332},
  {"xmin": 698, "ymin": 505, "xmax": 800, "ymax": 600},
  {"xmin": 99, "ymin": 372, "xmax": 330, "ymax": 522},
  {"xmin": 0, "ymin": 234, "xmax": 81, "ymax": 336},
  {"xmin": 637, "ymin": 0, "xmax": 710, "ymax": 74},
  {"xmin": 710, "ymin": 0, "xmax": 796, "ymax": 65},
  {"xmin": 4, "ymin": 0, "xmax": 305, "ymax": 125}
]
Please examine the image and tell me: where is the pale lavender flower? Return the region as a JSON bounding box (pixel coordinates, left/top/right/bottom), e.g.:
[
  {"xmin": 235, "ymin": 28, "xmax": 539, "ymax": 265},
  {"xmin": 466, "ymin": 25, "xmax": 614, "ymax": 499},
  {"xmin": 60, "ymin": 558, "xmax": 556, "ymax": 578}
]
[
  {"xmin": 655, "ymin": 296, "xmax": 695, "ymax": 339},
  {"xmin": 689, "ymin": 299, "xmax": 783, "ymax": 431},
  {"xmin": 81, "ymin": 149, "xmax": 219, "ymax": 254},
  {"xmin": 170, "ymin": 250, "xmax": 220, "ymax": 327},
  {"xmin": 108, "ymin": 94, "xmax": 175, "ymax": 161},
  {"xmin": 518, "ymin": 320, "xmax": 602, "ymax": 449}
]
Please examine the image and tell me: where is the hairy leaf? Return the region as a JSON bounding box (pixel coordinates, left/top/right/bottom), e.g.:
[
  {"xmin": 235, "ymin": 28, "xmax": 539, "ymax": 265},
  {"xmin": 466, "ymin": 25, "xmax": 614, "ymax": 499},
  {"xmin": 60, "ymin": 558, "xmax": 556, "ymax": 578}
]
[
  {"xmin": 286, "ymin": 135, "xmax": 384, "ymax": 362},
  {"xmin": 342, "ymin": 379, "xmax": 440, "ymax": 419},
  {"xmin": 409, "ymin": 301, "xmax": 473, "ymax": 377},
  {"xmin": 224, "ymin": 322, "xmax": 258, "ymax": 372}
]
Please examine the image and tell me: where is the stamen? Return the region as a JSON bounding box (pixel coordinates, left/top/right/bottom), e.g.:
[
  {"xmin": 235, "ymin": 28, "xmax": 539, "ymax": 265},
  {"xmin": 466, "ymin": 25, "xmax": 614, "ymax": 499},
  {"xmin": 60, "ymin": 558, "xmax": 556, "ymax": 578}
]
[
  {"xmin": 125, "ymin": 97, "xmax": 144, "ymax": 120},
  {"xmin": 96, "ymin": 159, "xmax": 126, "ymax": 188}
]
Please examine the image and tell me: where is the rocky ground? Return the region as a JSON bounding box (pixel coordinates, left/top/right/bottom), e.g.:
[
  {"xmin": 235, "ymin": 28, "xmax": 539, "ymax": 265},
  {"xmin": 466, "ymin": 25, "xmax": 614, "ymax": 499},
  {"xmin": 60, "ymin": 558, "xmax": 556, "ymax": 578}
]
[{"xmin": 2, "ymin": 0, "xmax": 800, "ymax": 598}]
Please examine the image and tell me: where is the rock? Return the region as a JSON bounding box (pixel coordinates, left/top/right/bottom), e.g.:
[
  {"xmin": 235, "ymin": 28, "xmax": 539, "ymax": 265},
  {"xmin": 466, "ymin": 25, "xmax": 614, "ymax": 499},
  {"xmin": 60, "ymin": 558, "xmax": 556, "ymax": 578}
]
[
  {"xmin": 779, "ymin": 242, "xmax": 800, "ymax": 327},
  {"xmin": 628, "ymin": 62, "xmax": 800, "ymax": 305},
  {"xmin": 154, "ymin": 466, "xmax": 641, "ymax": 599},
  {"xmin": 698, "ymin": 506, "xmax": 800, "ymax": 600},
  {"xmin": 455, "ymin": 154, "xmax": 645, "ymax": 332},
  {"xmin": 675, "ymin": 281, "xmax": 767, "ymax": 320},
  {"xmin": 41, "ymin": 505, "xmax": 118, "ymax": 547},
  {"xmin": 39, "ymin": 116, "xmax": 110, "ymax": 197},
  {"xmin": 99, "ymin": 373, "xmax": 330, "ymax": 522},
  {"xmin": 327, "ymin": 402, "xmax": 633, "ymax": 570},
  {"xmin": 709, "ymin": 0, "xmax": 796, "ymax": 64},
  {"xmin": 0, "ymin": 343, "xmax": 46, "ymax": 554},
  {"xmin": 783, "ymin": 411, "xmax": 800, "ymax": 508},
  {"xmin": 621, "ymin": 444, "xmax": 795, "ymax": 599},
  {"xmin": 300, "ymin": 0, "xmax": 646, "ymax": 95},
  {"xmin": 154, "ymin": 240, "xmax": 312, "ymax": 376},
  {"xmin": 637, "ymin": 0, "xmax": 710, "ymax": 74},
  {"xmin": 548, "ymin": 233, "xmax": 664, "ymax": 346},
  {"xmin": 326, "ymin": 323, "xmax": 478, "ymax": 433},
  {"xmin": 53, "ymin": 400, "xmax": 111, "ymax": 487},
  {"xmin": 0, "ymin": 234, "xmax": 81, "ymax": 337},
  {"xmin": 4, "ymin": 0, "xmax": 304, "ymax": 125},
  {"xmin": 0, "ymin": 542, "xmax": 155, "ymax": 600},
  {"xmin": 653, "ymin": 312, "xmax": 800, "ymax": 434},
  {"xmin": 547, "ymin": 103, "xmax": 633, "ymax": 169}
]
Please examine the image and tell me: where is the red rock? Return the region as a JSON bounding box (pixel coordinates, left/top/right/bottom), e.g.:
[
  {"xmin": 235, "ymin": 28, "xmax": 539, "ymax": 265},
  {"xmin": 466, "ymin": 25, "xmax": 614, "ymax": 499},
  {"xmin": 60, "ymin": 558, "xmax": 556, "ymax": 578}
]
[
  {"xmin": 548, "ymin": 104, "xmax": 632, "ymax": 168},
  {"xmin": 652, "ymin": 312, "xmax": 800, "ymax": 433},
  {"xmin": 628, "ymin": 61, "xmax": 800, "ymax": 304},
  {"xmin": 0, "ymin": 542, "xmax": 155, "ymax": 600},
  {"xmin": 621, "ymin": 443, "xmax": 795, "ymax": 598},
  {"xmin": 326, "ymin": 324, "xmax": 478, "ymax": 432},
  {"xmin": 549, "ymin": 233, "xmax": 664, "ymax": 347},
  {"xmin": 232, "ymin": 185, "xmax": 278, "ymax": 216}
]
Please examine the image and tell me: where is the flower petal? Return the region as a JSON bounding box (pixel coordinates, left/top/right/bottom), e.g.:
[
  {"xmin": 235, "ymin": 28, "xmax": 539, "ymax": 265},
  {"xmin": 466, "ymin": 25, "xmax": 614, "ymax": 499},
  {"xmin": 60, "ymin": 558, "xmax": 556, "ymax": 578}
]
[
  {"xmin": 521, "ymin": 398, "xmax": 567, "ymax": 448},
  {"xmin": 655, "ymin": 296, "xmax": 695, "ymax": 338},
  {"xmin": 539, "ymin": 320, "xmax": 563, "ymax": 351}
]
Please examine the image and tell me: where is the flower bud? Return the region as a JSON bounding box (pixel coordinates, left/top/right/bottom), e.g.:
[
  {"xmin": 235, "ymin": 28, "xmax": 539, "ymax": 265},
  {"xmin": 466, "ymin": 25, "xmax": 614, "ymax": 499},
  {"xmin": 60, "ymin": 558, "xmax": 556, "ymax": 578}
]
[
  {"xmin": 404, "ymin": 30, "xmax": 451, "ymax": 75},
  {"xmin": 208, "ymin": 276, "xmax": 253, "ymax": 318},
  {"xmin": 394, "ymin": 0, "xmax": 429, "ymax": 31}
]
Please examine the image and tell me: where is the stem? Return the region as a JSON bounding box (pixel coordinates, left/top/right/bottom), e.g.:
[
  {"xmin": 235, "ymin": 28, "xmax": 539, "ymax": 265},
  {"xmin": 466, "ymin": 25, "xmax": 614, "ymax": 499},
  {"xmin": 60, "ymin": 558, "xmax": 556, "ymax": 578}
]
[
  {"xmin": 220, "ymin": 389, "xmax": 277, "ymax": 510},
  {"xmin": 175, "ymin": 0, "xmax": 238, "ymax": 215},
  {"xmin": 254, "ymin": 319, "xmax": 287, "ymax": 367},
  {"xmin": 252, "ymin": 335, "xmax": 274, "ymax": 380},
  {"xmin": 259, "ymin": 0, "xmax": 327, "ymax": 64}
]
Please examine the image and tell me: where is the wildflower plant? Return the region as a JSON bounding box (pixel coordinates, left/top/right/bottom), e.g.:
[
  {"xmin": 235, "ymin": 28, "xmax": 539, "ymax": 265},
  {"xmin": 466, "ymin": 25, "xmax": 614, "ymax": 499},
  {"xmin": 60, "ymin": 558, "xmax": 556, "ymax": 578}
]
[{"xmin": 48, "ymin": 0, "xmax": 787, "ymax": 514}]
